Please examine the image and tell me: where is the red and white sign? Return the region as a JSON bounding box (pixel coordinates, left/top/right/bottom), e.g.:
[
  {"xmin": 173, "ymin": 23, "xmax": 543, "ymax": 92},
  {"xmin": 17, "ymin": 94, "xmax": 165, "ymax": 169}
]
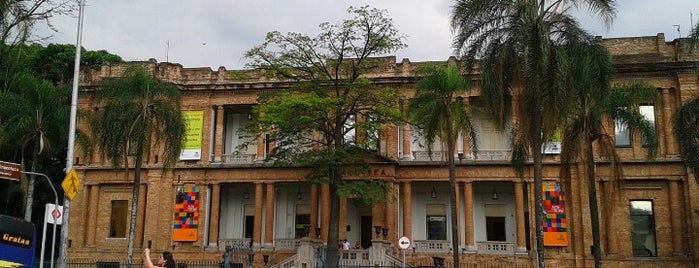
[
  {"xmin": 0, "ymin": 161, "xmax": 21, "ymax": 181},
  {"xmin": 44, "ymin": 203, "xmax": 63, "ymax": 225}
]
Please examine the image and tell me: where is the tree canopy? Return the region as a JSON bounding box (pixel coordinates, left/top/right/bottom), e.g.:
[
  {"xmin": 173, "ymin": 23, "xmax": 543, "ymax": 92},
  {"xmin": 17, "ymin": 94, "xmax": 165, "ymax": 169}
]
[{"xmin": 244, "ymin": 5, "xmax": 406, "ymax": 267}]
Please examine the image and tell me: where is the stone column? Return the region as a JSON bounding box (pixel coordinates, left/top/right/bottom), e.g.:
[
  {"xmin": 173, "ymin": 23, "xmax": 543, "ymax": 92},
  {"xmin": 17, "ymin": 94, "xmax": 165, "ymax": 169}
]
[
  {"xmin": 662, "ymin": 88, "xmax": 677, "ymax": 155},
  {"xmin": 455, "ymin": 182, "xmax": 461, "ymax": 247},
  {"xmin": 310, "ymin": 185, "xmax": 319, "ymax": 239},
  {"xmin": 264, "ymin": 182, "xmax": 275, "ymax": 247},
  {"xmin": 603, "ymin": 180, "xmax": 618, "ymax": 254},
  {"xmin": 339, "ymin": 197, "xmax": 348, "ymax": 240},
  {"xmin": 253, "ymin": 182, "xmax": 264, "ymax": 247},
  {"xmin": 385, "ymin": 182, "xmax": 396, "ymax": 243},
  {"xmin": 208, "ymin": 183, "xmax": 221, "ymax": 247},
  {"xmin": 514, "ymin": 180, "xmax": 526, "ymax": 252},
  {"xmin": 402, "ymin": 124, "xmax": 412, "ymax": 159},
  {"xmin": 669, "ymin": 179, "xmax": 683, "ymax": 254},
  {"xmin": 86, "ymin": 184, "xmax": 99, "ymax": 246},
  {"xmin": 402, "ymin": 181, "xmax": 412, "ymax": 239},
  {"xmin": 321, "ymin": 183, "xmax": 330, "ymax": 241},
  {"xmin": 463, "ymin": 181, "xmax": 475, "ymax": 251},
  {"xmin": 256, "ymin": 134, "xmax": 266, "ymax": 161},
  {"xmin": 214, "ymin": 106, "xmax": 225, "ymax": 162}
]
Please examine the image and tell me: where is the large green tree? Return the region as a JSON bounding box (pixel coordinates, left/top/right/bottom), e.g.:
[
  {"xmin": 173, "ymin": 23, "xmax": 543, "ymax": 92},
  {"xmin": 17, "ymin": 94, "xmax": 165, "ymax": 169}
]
[
  {"xmin": 406, "ymin": 65, "xmax": 476, "ymax": 268},
  {"xmin": 0, "ymin": 71, "xmax": 69, "ymax": 222},
  {"xmin": 451, "ymin": 1, "xmax": 616, "ymax": 267},
  {"xmin": 244, "ymin": 5, "xmax": 405, "ymax": 267},
  {"xmin": 0, "ymin": 0, "xmax": 76, "ymax": 86},
  {"xmin": 559, "ymin": 40, "xmax": 658, "ymax": 268},
  {"xmin": 88, "ymin": 66, "xmax": 185, "ymax": 266}
]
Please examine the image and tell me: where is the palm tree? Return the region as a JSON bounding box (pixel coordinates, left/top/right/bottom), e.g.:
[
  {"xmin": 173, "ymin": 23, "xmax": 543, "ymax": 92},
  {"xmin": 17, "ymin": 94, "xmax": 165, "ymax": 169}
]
[
  {"xmin": 451, "ymin": 1, "xmax": 616, "ymax": 267},
  {"xmin": 0, "ymin": 72, "xmax": 69, "ymax": 222},
  {"xmin": 558, "ymin": 40, "xmax": 658, "ymax": 268},
  {"xmin": 89, "ymin": 66, "xmax": 185, "ymax": 266},
  {"xmin": 407, "ymin": 65, "xmax": 477, "ymax": 268},
  {"xmin": 674, "ymin": 20, "xmax": 699, "ymax": 182}
]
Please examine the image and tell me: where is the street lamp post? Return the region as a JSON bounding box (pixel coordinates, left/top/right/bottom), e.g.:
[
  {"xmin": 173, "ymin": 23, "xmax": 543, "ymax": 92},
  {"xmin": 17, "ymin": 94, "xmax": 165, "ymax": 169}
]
[{"xmin": 58, "ymin": 0, "xmax": 86, "ymax": 267}]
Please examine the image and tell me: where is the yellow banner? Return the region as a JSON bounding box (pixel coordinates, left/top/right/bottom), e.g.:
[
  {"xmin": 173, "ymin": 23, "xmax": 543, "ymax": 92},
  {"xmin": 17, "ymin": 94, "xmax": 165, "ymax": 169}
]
[{"xmin": 180, "ymin": 110, "xmax": 204, "ymax": 160}]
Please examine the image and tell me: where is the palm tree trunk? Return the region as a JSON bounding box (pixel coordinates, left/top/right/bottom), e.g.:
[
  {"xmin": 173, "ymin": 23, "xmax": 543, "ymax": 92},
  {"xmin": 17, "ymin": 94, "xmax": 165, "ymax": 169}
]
[
  {"xmin": 23, "ymin": 144, "xmax": 40, "ymax": 221},
  {"xmin": 584, "ymin": 128, "xmax": 602, "ymax": 268},
  {"xmin": 530, "ymin": 107, "xmax": 545, "ymax": 268},
  {"xmin": 446, "ymin": 114, "xmax": 460, "ymax": 268},
  {"xmin": 126, "ymin": 151, "xmax": 144, "ymax": 267}
]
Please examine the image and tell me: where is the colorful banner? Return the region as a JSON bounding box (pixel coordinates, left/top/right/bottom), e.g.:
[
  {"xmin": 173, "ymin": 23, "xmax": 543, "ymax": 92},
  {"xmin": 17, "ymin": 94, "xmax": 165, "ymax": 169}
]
[
  {"xmin": 173, "ymin": 186, "xmax": 199, "ymax": 241},
  {"xmin": 543, "ymin": 182, "xmax": 568, "ymax": 246},
  {"xmin": 180, "ymin": 110, "xmax": 204, "ymax": 160}
]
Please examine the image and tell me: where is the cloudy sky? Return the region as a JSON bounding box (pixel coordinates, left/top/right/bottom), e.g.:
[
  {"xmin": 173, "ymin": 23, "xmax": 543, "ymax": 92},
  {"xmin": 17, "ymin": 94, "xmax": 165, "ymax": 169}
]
[{"xmin": 38, "ymin": 0, "xmax": 699, "ymax": 70}]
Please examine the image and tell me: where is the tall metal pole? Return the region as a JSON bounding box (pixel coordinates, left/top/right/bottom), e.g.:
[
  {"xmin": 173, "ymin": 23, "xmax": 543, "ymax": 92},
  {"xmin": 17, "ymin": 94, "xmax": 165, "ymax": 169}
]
[
  {"xmin": 58, "ymin": 0, "xmax": 85, "ymax": 267},
  {"xmin": 22, "ymin": 172, "xmax": 58, "ymax": 268}
]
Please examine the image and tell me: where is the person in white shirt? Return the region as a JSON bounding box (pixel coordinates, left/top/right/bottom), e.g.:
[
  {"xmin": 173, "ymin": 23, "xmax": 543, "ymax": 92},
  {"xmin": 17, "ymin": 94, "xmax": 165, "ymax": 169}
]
[{"xmin": 342, "ymin": 239, "xmax": 351, "ymax": 250}]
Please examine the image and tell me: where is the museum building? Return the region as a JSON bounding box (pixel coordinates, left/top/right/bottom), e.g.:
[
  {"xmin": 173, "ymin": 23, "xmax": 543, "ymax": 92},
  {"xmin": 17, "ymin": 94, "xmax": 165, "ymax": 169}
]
[{"xmin": 65, "ymin": 33, "xmax": 699, "ymax": 267}]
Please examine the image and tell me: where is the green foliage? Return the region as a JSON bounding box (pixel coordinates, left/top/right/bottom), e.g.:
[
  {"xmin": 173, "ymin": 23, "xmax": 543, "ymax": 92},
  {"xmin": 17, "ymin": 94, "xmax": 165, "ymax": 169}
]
[
  {"xmin": 88, "ymin": 65, "xmax": 184, "ymax": 264},
  {"xmin": 0, "ymin": 71, "xmax": 69, "ymax": 156},
  {"xmin": 673, "ymin": 80, "xmax": 699, "ymax": 182},
  {"xmin": 407, "ymin": 65, "xmax": 477, "ymax": 157},
  {"xmin": 89, "ymin": 66, "xmax": 185, "ymax": 169},
  {"xmin": 451, "ymin": 1, "xmax": 617, "ymax": 267},
  {"xmin": 244, "ymin": 6, "xmax": 405, "ymax": 266}
]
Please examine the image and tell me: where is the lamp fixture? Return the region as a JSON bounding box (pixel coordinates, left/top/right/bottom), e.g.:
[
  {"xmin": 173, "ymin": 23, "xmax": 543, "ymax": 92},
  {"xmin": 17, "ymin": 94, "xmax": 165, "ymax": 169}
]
[
  {"xmin": 247, "ymin": 113, "xmax": 253, "ymax": 120},
  {"xmin": 243, "ymin": 188, "xmax": 250, "ymax": 200},
  {"xmin": 431, "ymin": 186, "xmax": 437, "ymax": 199},
  {"xmin": 296, "ymin": 188, "xmax": 303, "ymax": 200},
  {"xmin": 491, "ymin": 187, "xmax": 499, "ymax": 200}
]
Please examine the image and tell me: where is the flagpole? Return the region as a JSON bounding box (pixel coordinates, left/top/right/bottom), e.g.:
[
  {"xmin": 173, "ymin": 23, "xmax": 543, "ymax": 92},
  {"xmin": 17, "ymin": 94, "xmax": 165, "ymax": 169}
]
[{"xmin": 58, "ymin": 0, "xmax": 85, "ymax": 267}]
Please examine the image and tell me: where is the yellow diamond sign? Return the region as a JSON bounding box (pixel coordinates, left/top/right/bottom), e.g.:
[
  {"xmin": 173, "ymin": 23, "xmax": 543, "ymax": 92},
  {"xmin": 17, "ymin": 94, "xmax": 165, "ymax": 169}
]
[{"xmin": 62, "ymin": 169, "xmax": 80, "ymax": 201}]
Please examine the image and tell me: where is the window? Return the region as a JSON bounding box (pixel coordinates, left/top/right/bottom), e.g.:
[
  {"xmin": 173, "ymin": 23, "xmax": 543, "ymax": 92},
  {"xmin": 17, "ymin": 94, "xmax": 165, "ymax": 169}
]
[
  {"xmin": 344, "ymin": 114, "xmax": 356, "ymax": 145},
  {"xmin": 426, "ymin": 204, "xmax": 447, "ymax": 240},
  {"xmin": 639, "ymin": 105, "xmax": 656, "ymax": 146},
  {"xmin": 614, "ymin": 116, "xmax": 631, "ymax": 147},
  {"xmin": 630, "ymin": 200, "xmax": 656, "ymax": 257},
  {"xmin": 244, "ymin": 204, "xmax": 254, "ymax": 239},
  {"xmin": 109, "ymin": 200, "xmax": 128, "ymax": 238},
  {"xmin": 485, "ymin": 204, "xmax": 506, "ymax": 241},
  {"xmin": 295, "ymin": 205, "xmax": 311, "ymax": 238},
  {"xmin": 363, "ymin": 114, "xmax": 379, "ymax": 152}
]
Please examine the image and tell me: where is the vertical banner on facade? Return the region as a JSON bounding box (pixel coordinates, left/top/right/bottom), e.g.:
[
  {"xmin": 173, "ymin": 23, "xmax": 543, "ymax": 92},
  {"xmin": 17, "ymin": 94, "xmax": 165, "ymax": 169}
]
[
  {"xmin": 543, "ymin": 182, "xmax": 569, "ymax": 246},
  {"xmin": 173, "ymin": 186, "xmax": 199, "ymax": 241},
  {"xmin": 180, "ymin": 110, "xmax": 204, "ymax": 160}
]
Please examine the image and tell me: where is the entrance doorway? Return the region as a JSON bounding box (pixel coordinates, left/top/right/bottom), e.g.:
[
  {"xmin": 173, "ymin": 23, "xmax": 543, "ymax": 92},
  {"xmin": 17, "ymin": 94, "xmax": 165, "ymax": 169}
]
[{"xmin": 360, "ymin": 216, "xmax": 373, "ymax": 249}]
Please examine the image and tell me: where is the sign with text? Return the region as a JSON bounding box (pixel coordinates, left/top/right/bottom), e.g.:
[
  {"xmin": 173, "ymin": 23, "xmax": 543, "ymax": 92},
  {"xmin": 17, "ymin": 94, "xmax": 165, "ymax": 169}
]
[
  {"xmin": 0, "ymin": 161, "xmax": 21, "ymax": 181},
  {"xmin": 173, "ymin": 186, "xmax": 199, "ymax": 241},
  {"xmin": 543, "ymin": 182, "xmax": 568, "ymax": 246},
  {"xmin": 180, "ymin": 110, "xmax": 204, "ymax": 160}
]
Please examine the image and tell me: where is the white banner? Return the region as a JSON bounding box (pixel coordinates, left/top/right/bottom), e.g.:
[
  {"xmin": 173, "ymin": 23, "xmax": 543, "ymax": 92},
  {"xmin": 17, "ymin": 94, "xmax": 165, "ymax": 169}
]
[{"xmin": 44, "ymin": 203, "xmax": 63, "ymax": 225}]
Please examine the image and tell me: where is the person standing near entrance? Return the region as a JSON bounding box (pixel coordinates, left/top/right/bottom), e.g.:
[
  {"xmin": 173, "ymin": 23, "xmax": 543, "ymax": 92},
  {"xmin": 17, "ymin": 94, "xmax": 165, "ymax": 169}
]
[{"xmin": 342, "ymin": 239, "xmax": 351, "ymax": 250}]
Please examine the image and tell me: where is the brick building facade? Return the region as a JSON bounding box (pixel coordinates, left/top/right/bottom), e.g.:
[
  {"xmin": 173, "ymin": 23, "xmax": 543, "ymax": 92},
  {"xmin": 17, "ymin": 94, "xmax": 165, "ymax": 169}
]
[{"xmin": 66, "ymin": 33, "xmax": 699, "ymax": 267}]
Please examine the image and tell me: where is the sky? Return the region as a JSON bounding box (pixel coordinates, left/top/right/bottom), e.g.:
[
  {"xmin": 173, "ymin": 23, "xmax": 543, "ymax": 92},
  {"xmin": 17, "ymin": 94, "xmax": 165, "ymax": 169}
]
[{"xmin": 37, "ymin": 0, "xmax": 699, "ymax": 70}]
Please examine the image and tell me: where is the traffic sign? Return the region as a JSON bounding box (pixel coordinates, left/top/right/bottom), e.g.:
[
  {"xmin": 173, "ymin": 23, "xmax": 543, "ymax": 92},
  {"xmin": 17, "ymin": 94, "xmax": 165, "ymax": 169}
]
[
  {"xmin": 61, "ymin": 169, "xmax": 80, "ymax": 201},
  {"xmin": 398, "ymin": 236, "xmax": 411, "ymax": 249},
  {"xmin": 0, "ymin": 161, "xmax": 21, "ymax": 181},
  {"xmin": 45, "ymin": 203, "xmax": 63, "ymax": 225}
]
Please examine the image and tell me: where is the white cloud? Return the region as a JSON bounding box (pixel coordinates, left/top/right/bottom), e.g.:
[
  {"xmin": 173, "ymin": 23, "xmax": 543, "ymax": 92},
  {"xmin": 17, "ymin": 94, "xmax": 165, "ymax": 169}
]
[{"xmin": 36, "ymin": 0, "xmax": 699, "ymax": 70}]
